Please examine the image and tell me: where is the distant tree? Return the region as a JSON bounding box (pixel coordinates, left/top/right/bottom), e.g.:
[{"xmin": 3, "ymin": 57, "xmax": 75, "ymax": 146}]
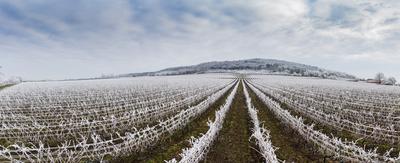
[
  {"xmin": 100, "ymin": 73, "xmax": 115, "ymax": 79},
  {"xmin": 6, "ymin": 76, "xmax": 22, "ymax": 84},
  {"xmin": 387, "ymin": 77, "xmax": 397, "ymax": 85},
  {"xmin": 375, "ymin": 72, "xmax": 385, "ymax": 84}
]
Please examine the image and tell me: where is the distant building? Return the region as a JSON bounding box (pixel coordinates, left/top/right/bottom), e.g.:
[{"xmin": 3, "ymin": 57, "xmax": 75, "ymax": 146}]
[{"xmin": 366, "ymin": 79, "xmax": 380, "ymax": 84}]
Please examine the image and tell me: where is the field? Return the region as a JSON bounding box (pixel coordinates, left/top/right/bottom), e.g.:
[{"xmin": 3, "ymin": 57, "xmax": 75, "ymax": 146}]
[
  {"xmin": 0, "ymin": 84, "xmax": 13, "ymax": 91},
  {"xmin": 0, "ymin": 74, "xmax": 399, "ymax": 162}
]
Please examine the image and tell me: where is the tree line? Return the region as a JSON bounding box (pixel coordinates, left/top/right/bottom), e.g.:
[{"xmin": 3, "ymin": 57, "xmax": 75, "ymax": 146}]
[
  {"xmin": 375, "ymin": 72, "xmax": 397, "ymax": 85},
  {"xmin": 0, "ymin": 66, "xmax": 22, "ymax": 84}
]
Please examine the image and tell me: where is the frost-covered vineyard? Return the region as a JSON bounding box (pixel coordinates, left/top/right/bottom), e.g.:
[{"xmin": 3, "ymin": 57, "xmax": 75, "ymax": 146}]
[
  {"xmin": 250, "ymin": 75, "xmax": 400, "ymax": 142},
  {"xmin": 0, "ymin": 74, "xmax": 399, "ymax": 162},
  {"xmin": 248, "ymin": 75, "xmax": 400, "ymax": 162}
]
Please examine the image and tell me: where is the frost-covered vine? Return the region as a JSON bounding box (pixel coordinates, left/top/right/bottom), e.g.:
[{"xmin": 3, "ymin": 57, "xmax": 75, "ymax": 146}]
[{"xmin": 243, "ymin": 82, "xmax": 280, "ymax": 163}]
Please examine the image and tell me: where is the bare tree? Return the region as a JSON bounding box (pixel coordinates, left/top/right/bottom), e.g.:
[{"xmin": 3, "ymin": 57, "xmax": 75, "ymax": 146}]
[
  {"xmin": 375, "ymin": 72, "xmax": 385, "ymax": 84},
  {"xmin": 387, "ymin": 77, "xmax": 397, "ymax": 85}
]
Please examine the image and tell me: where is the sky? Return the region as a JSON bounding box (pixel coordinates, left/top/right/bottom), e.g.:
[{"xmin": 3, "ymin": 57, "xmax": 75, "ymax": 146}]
[{"xmin": 0, "ymin": 0, "xmax": 399, "ymax": 80}]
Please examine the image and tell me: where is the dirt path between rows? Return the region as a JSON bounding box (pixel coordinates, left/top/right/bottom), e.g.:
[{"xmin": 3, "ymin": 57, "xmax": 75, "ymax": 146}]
[{"xmin": 203, "ymin": 81, "xmax": 262, "ymax": 163}]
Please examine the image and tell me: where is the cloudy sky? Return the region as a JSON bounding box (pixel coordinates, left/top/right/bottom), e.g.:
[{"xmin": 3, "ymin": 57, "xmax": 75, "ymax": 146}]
[{"xmin": 0, "ymin": 0, "xmax": 399, "ymax": 80}]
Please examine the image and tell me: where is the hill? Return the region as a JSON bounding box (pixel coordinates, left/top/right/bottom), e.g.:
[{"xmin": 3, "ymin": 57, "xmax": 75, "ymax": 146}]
[{"xmin": 122, "ymin": 58, "xmax": 355, "ymax": 79}]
